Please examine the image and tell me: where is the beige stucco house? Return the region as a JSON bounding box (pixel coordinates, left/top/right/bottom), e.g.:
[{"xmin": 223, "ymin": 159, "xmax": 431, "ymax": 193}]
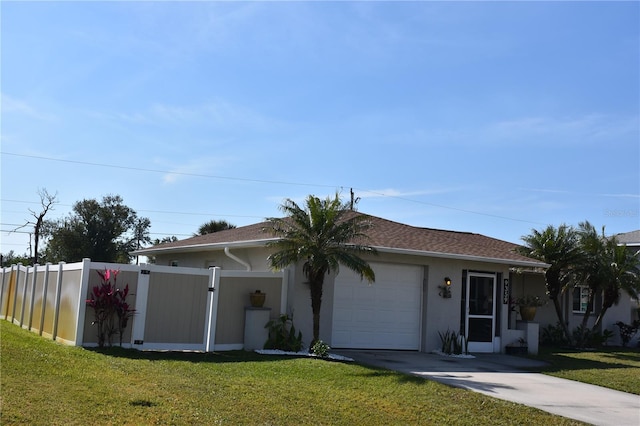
[{"xmin": 136, "ymin": 213, "xmax": 549, "ymax": 354}]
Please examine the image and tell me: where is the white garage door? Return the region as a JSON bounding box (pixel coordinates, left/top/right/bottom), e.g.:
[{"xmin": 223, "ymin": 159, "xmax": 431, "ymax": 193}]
[{"xmin": 332, "ymin": 263, "xmax": 422, "ymax": 350}]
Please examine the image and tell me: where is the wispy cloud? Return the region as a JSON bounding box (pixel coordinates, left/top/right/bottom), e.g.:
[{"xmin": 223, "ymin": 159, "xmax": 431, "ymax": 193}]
[
  {"xmin": 92, "ymin": 100, "xmax": 286, "ymax": 134},
  {"xmin": 1, "ymin": 94, "xmax": 56, "ymax": 121},
  {"xmin": 356, "ymin": 187, "xmax": 462, "ymax": 199},
  {"xmin": 485, "ymin": 114, "xmax": 639, "ymax": 145},
  {"xmin": 520, "ymin": 187, "xmax": 640, "ymax": 199}
]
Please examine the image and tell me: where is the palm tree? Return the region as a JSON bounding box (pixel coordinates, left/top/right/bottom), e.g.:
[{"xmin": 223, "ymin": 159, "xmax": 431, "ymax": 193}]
[
  {"xmin": 264, "ymin": 194, "xmax": 377, "ymax": 347},
  {"xmin": 593, "ymin": 238, "xmax": 640, "ymax": 330},
  {"xmin": 196, "ymin": 220, "xmax": 236, "ymax": 236},
  {"xmin": 573, "ymin": 221, "xmax": 604, "ymax": 330},
  {"xmin": 574, "ymin": 222, "xmax": 640, "ymax": 332},
  {"xmin": 518, "ymin": 224, "xmax": 580, "ymax": 344}
]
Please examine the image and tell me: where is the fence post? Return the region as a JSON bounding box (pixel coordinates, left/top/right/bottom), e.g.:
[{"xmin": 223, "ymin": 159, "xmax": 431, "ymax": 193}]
[
  {"xmin": 0, "ymin": 267, "xmax": 7, "ymax": 319},
  {"xmin": 19, "ymin": 265, "xmax": 31, "ymax": 327},
  {"xmin": 39, "ymin": 263, "xmax": 51, "ymax": 336},
  {"xmin": 28, "ymin": 264, "xmax": 39, "ymax": 330},
  {"xmin": 74, "ymin": 258, "xmax": 92, "ymax": 346},
  {"xmin": 0, "ymin": 267, "xmax": 6, "ymax": 318},
  {"xmin": 11, "ymin": 264, "xmax": 22, "ymax": 324},
  {"xmin": 51, "ymin": 262, "xmax": 65, "ymax": 341},
  {"xmin": 131, "ymin": 265, "xmax": 150, "ymax": 348},
  {"xmin": 205, "ymin": 267, "xmax": 220, "ymax": 352}
]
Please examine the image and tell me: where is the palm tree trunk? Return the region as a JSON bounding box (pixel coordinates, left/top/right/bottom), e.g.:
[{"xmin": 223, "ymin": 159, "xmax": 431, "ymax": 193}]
[
  {"xmin": 309, "ymin": 278, "xmax": 324, "ymax": 347},
  {"xmin": 551, "ymin": 297, "xmax": 573, "ymax": 345},
  {"xmin": 580, "ymin": 288, "xmax": 595, "ymax": 330}
]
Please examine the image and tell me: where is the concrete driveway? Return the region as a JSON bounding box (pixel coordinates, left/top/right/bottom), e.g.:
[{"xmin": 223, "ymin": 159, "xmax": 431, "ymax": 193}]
[{"xmin": 335, "ymin": 350, "xmax": 640, "ymax": 426}]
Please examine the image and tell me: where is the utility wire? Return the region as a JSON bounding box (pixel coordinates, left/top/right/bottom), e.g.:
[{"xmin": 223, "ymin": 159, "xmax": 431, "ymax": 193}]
[{"xmin": 2, "ymin": 151, "xmax": 544, "ymax": 225}]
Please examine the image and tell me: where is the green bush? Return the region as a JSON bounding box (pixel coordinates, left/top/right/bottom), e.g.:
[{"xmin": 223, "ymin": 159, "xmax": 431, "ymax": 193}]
[
  {"xmin": 311, "ymin": 340, "xmax": 331, "ymax": 358},
  {"xmin": 264, "ymin": 314, "xmax": 303, "ymax": 352},
  {"xmin": 438, "ymin": 329, "xmax": 468, "ymax": 355}
]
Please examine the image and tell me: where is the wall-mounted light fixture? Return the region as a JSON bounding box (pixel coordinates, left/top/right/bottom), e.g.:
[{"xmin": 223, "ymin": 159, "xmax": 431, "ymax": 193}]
[{"xmin": 439, "ymin": 277, "xmax": 452, "ymax": 298}]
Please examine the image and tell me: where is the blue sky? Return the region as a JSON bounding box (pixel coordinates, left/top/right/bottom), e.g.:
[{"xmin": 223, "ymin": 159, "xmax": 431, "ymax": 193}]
[{"xmin": 1, "ymin": 1, "xmax": 639, "ymax": 258}]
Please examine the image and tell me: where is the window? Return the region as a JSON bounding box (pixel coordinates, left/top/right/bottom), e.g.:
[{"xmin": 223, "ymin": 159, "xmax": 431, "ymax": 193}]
[
  {"xmin": 170, "ymin": 260, "xmax": 179, "ymax": 267},
  {"xmin": 572, "ymin": 285, "xmax": 591, "ymax": 313}
]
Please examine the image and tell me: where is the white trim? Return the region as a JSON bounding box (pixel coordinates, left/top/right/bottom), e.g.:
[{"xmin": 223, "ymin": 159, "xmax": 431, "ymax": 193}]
[
  {"xmin": 219, "ymin": 270, "xmax": 282, "ymax": 278},
  {"xmin": 74, "ymin": 258, "xmax": 91, "ymax": 345},
  {"xmin": 205, "ymin": 267, "xmax": 219, "ymax": 352},
  {"xmin": 131, "ymin": 267, "xmax": 151, "ymax": 346},
  {"xmin": 10, "ymin": 264, "xmax": 21, "ymax": 322},
  {"xmin": 51, "ymin": 262, "xmax": 65, "ymax": 341},
  {"xmin": 39, "ymin": 263, "xmax": 51, "ymax": 335},
  {"xmin": 466, "ymin": 272, "xmax": 497, "ymax": 353},
  {"xmin": 135, "ymin": 239, "xmax": 548, "ymax": 269},
  {"xmin": 132, "ymin": 239, "xmax": 277, "ymax": 256},
  {"xmin": 19, "ymin": 265, "xmax": 29, "ymax": 327},
  {"xmin": 375, "ymin": 246, "xmax": 549, "ymax": 268},
  {"xmin": 128, "ymin": 343, "xmax": 206, "ymax": 352},
  {"xmin": 27, "ymin": 264, "xmax": 39, "ymax": 330}
]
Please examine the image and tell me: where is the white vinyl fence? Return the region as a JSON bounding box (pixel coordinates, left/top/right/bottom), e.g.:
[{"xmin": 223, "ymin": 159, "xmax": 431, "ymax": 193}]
[{"xmin": 0, "ymin": 259, "xmax": 285, "ymax": 351}]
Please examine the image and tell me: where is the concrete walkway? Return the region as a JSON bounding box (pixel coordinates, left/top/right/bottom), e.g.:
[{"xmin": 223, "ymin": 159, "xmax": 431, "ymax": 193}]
[{"xmin": 335, "ymin": 350, "xmax": 640, "ymax": 426}]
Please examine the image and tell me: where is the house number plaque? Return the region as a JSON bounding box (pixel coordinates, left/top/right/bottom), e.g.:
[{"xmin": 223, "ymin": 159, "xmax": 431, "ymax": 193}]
[{"xmin": 502, "ymin": 278, "xmax": 510, "ymax": 304}]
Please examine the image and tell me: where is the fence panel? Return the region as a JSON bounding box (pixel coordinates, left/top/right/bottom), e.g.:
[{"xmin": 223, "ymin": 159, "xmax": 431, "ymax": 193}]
[{"xmin": 142, "ymin": 267, "xmax": 210, "ymax": 350}]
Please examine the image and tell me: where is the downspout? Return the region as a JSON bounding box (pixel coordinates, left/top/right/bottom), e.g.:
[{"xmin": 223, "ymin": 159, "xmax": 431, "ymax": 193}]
[{"xmin": 224, "ymin": 246, "xmax": 251, "ymax": 271}]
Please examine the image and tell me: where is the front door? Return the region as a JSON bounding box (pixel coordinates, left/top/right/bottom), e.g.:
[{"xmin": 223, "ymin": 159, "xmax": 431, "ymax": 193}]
[{"xmin": 466, "ymin": 273, "xmax": 496, "ymax": 352}]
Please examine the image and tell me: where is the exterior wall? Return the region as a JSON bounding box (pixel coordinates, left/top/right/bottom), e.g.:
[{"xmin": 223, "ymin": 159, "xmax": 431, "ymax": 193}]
[
  {"xmin": 214, "ymin": 276, "xmax": 283, "ymax": 347},
  {"xmin": 509, "ymin": 271, "xmax": 637, "ymax": 346},
  {"xmin": 276, "ymin": 250, "xmax": 513, "ymax": 353},
  {"xmin": 154, "ymin": 247, "xmax": 272, "ymax": 271}
]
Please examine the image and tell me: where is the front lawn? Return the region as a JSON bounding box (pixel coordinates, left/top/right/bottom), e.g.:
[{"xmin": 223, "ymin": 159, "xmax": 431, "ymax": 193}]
[
  {"xmin": 536, "ymin": 346, "xmax": 640, "ymax": 395},
  {"xmin": 0, "ymin": 322, "xmax": 584, "ymax": 425}
]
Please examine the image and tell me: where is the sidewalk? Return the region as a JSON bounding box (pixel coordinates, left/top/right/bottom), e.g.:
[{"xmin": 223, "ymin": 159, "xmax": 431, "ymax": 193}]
[{"xmin": 336, "ymin": 350, "xmax": 640, "ymax": 426}]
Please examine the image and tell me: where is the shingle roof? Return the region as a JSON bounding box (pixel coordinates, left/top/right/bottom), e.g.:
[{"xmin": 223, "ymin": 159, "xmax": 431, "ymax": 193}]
[
  {"xmin": 616, "ymin": 230, "xmax": 640, "ymax": 246},
  {"xmin": 136, "ymin": 212, "xmax": 545, "ymax": 267}
]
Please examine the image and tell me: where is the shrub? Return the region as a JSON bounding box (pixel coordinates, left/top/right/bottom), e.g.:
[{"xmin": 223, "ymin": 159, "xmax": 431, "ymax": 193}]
[
  {"xmin": 615, "ymin": 320, "xmax": 640, "ymax": 347},
  {"xmin": 541, "ymin": 323, "xmax": 568, "ymax": 346},
  {"xmin": 311, "ymin": 340, "xmax": 331, "ymax": 358},
  {"xmin": 438, "ymin": 329, "xmax": 468, "ymax": 355},
  {"xmin": 264, "ymin": 314, "xmax": 303, "ymax": 352},
  {"xmin": 86, "ymin": 269, "xmax": 135, "ymax": 348}
]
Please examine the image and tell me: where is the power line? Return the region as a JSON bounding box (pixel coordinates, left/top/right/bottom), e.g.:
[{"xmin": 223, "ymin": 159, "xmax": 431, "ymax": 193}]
[
  {"xmin": 1, "ymin": 151, "xmax": 545, "ymax": 225},
  {"xmin": 1, "ymin": 152, "xmax": 338, "ymax": 189}
]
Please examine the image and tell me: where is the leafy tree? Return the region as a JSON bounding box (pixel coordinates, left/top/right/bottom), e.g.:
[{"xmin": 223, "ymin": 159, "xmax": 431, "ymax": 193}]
[
  {"xmin": 1, "ymin": 250, "xmax": 31, "ymax": 267},
  {"xmin": 43, "ymin": 195, "xmax": 149, "ymax": 264},
  {"xmin": 518, "ymin": 224, "xmax": 580, "ymax": 345},
  {"xmin": 127, "ymin": 217, "xmax": 152, "ymax": 264},
  {"xmin": 264, "ymin": 194, "xmax": 377, "ymax": 347},
  {"xmin": 196, "ymin": 219, "xmax": 236, "ymax": 236}
]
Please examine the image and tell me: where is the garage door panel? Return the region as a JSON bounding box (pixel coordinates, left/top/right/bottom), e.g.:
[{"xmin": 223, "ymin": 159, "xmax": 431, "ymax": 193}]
[{"xmin": 332, "ymin": 263, "xmax": 422, "ymax": 350}]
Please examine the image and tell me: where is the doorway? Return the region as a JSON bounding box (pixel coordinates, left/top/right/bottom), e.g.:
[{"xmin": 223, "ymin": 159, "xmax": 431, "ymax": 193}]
[{"xmin": 466, "ymin": 272, "xmax": 496, "ymax": 352}]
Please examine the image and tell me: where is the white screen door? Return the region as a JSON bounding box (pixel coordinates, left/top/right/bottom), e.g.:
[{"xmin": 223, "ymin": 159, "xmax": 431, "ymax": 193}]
[{"xmin": 466, "ymin": 272, "xmax": 496, "ymax": 352}]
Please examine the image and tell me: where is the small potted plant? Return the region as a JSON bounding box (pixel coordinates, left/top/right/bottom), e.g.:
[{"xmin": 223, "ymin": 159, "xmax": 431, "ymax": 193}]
[
  {"xmin": 249, "ymin": 289, "xmax": 266, "ymax": 307},
  {"xmin": 515, "ymin": 295, "xmax": 546, "ymax": 321}
]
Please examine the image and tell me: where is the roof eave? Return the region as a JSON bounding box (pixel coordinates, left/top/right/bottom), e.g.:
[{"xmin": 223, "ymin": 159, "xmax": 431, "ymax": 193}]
[
  {"xmin": 374, "ymin": 246, "xmax": 550, "ymax": 268},
  {"xmin": 132, "ymin": 238, "xmax": 277, "ymax": 256}
]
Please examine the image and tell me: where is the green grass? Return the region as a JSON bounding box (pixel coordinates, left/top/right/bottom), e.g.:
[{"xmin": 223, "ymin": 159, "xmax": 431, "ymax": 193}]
[
  {"xmin": 1, "ymin": 322, "xmax": 584, "ymax": 425},
  {"xmin": 536, "ymin": 346, "xmax": 640, "ymax": 395}
]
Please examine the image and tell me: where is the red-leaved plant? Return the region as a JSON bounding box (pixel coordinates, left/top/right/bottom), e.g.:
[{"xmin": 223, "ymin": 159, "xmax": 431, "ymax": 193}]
[{"xmin": 86, "ymin": 269, "xmax": 135, "ymax": 347}]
